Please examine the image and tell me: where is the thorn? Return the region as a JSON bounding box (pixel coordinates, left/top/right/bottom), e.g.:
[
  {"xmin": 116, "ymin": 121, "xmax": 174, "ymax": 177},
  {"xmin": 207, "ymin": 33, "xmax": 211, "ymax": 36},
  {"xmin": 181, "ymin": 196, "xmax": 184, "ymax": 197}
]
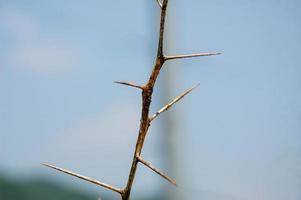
[
  {"xmin": 156, "ymin": 0, "xmax": 163, "ymax": 8},
  {"xmin": 150, "ymin": 84, "xmax": 200, "ymax": 122},
  {"xmin": 114, "ymin": 81, "xmax": 144, "ymax": 90},
  {"xmin": 42, "ymin": 163, "xmax": 122, "ymax": 194},
  {"xmin": 164, "ymin": 52, "xmax": 221, "ymax": 61},
  {"xmin": 136, "ymin": 156, "xmax": 177, "ymax": 186}
]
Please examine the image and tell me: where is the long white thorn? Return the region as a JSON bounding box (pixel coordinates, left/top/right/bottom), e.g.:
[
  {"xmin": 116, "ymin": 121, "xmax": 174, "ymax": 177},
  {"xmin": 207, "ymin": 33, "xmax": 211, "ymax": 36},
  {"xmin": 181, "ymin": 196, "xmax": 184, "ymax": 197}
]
[
  {"xmin": 150, "ymin": 84, "xmax": 200, "ymax": 122},
  {"xmin": 164, "ymin": 52, "xmax": 221, "ymax": 61},
  {"xmin": 42, "ymin": 163, "xmax": 122, "ymax": 194}
]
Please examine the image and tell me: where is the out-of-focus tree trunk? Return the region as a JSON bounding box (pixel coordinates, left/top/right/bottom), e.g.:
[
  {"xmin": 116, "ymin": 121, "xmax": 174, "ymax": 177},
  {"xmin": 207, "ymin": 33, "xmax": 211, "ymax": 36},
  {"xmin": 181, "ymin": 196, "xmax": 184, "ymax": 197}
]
[
  {"xmin": 146, "ymin": 1, "xmax": 182, "ymax": 200},
  {"xmin": 146, "ymin": 0, "xmax": 181, "ymax": 200}
]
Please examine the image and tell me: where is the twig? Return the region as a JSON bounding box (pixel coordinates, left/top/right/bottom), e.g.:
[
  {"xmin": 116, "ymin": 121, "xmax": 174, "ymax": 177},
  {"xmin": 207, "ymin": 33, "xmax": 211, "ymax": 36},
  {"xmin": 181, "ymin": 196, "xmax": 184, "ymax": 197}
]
[
  {"xmin": 42, "ymin": 164, "xmax": 122, "ymax": 194},
  {"xmin": 150, "ymin": 84, "xmax": 200, "ymax": 122},
  {"xmin": 137, "ymin": 155, "xmax": 177, "ymax": 186},
  {"xmin": 114, "ymin": 81, "xmax": 144, "ymax": 90},
  {"xmin": 164, "ymin": 52, "xmax": 221, "ymax": 61}
]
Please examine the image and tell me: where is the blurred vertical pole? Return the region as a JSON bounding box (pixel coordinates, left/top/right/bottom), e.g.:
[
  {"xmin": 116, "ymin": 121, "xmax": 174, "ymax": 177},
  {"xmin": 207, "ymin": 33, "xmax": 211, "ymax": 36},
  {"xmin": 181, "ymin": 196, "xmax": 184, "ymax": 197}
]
[
  {"xmin": 146, "ymin": 1, "xmax": 183, "ymax": 200},
  {"xmin": 159, "ymin": 1, "xmax": 183, "ymax": 199}
]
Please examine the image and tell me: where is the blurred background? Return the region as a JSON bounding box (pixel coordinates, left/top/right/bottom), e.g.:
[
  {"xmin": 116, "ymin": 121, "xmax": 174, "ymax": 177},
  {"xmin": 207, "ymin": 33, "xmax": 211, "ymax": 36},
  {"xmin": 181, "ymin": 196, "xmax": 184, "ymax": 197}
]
[{"xmin": 0, "ymin": 0, "xmax": 300, "ymax": 200}]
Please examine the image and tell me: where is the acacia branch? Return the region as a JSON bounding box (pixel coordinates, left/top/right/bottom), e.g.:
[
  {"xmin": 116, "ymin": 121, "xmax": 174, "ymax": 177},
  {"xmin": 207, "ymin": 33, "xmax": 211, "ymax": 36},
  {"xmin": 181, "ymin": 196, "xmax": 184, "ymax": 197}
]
[
  {"xmin": 164, "ymin": 52, "xmax": 221, "ymax": 61},
  {"xmin": 43, "ymin": 164, "xmax": 122, "ymax": 194},
  {"xmin": 137, "ymin": 155, "xmax": 177, "ymax": 186},
  {"xmin": 150, "ymin": 84, "xmax": 199, "ymax": 122},
  {"xmin": 44, "ymin": 0, "xmax": 219, "ymax": 199}
]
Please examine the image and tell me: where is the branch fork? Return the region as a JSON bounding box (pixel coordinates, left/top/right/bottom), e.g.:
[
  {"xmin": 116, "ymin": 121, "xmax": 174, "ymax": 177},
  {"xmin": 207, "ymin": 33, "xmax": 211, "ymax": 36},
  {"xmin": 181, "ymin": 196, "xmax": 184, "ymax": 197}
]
[{"xmin": 44, "ymin": 1, "xmax": 220, "ymax": 199}]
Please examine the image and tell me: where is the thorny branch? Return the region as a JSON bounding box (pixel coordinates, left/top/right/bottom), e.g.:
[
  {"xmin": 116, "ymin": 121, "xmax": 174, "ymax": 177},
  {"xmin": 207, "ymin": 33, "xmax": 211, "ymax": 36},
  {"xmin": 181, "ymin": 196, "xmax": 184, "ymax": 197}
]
[{"xmin": 44, "ymin": 1, "xmax": 220, "ymax": 200}]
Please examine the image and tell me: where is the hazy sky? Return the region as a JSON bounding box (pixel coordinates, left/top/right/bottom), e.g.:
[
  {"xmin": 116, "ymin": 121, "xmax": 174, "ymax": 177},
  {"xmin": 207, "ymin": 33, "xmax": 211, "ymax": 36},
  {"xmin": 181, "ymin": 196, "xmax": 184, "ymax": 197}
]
[{"xmin": 1, "ymin": 1, "xmax": 300, "ymax": 200}]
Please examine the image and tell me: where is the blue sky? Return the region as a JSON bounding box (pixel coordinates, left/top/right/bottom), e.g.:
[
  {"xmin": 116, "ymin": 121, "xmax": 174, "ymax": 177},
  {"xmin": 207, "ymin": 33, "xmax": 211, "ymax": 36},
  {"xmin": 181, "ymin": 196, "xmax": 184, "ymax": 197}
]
[{"xmin": 1, "ymin": 0, "xmax": 300, "ymax": 200}]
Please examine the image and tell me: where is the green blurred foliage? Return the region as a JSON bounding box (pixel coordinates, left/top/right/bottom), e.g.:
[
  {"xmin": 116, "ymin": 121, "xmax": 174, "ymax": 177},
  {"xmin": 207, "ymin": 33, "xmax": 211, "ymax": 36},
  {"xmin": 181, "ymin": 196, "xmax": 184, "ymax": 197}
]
[
  {"xmin": 0, "ymin": 175, "xmax": 165, "ymax": 200},
  {"xmin": 0, "ymin": 175, "xmax": 97, "ymax": 200}
]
